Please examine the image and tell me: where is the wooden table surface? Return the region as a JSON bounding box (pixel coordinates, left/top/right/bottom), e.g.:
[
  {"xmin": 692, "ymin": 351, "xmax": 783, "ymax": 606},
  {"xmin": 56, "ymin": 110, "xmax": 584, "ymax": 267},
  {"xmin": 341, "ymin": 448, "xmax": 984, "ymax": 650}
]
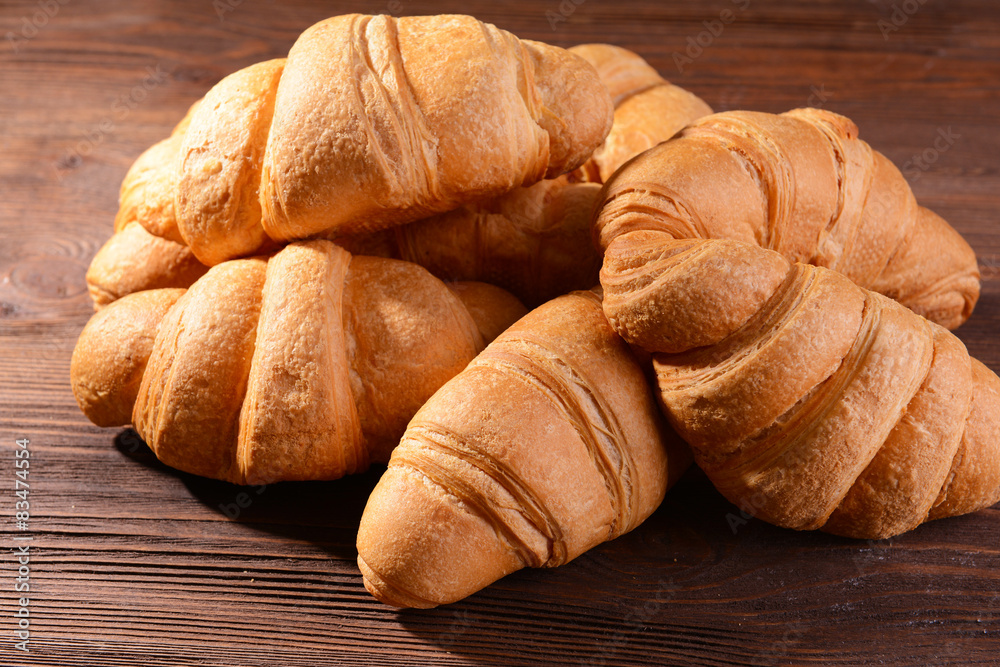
[{"xmin": 2, "ymin": 0, "xmax": 999, "ymax": 664}]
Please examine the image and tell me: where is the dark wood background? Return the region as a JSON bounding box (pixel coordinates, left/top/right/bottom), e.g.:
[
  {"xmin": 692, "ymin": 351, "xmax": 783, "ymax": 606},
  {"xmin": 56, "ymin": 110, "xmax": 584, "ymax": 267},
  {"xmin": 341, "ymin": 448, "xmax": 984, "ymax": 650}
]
[{"xmin": 2, "ymin": 0, "xmax": 998, "ymax": 664}]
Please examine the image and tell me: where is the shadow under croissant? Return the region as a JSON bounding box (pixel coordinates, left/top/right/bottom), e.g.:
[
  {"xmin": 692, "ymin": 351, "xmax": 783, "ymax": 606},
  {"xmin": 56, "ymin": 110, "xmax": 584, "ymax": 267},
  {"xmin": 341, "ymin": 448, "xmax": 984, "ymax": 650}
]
[
  {"xmin": 390, "ymin": 477, "xmax": 718, "ymax": 664},
  {"xmin": 388, "ymin": 469, "xmax": 872, "ymax": 664},
  {"xmin": 109, "ymin": 426, "xmax": 997, "ymax": 661},
  {"xmin": 390, "ymin": 467, "xmax": 999, "ymax": 666},
  {"xmin": 112, "ymin": 427, "xmax": 381, "ymax": 561}
]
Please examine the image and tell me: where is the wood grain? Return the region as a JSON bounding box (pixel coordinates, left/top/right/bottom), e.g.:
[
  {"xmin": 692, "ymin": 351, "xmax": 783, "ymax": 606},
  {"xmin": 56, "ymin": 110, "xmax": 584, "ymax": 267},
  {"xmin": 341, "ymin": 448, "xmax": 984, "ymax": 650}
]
[{"xmin": 1, "ymin": 0, "xmax": 998, "ymax": 664}]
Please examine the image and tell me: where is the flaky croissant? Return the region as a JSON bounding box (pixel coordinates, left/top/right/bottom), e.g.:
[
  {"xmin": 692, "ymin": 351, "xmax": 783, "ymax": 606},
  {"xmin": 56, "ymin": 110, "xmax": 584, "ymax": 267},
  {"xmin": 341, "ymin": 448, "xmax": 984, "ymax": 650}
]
[
  {"xmin": 86, "ymin": 222, "xmax": 207, "ymax": 310},
  {"xmin": 94, "ymin": 179, "xmax": 594, "ymax": 309},
  {"xmin": 336, "ymin": 178, "xmax": 603, "ymax": 307},
  {"xmin": 332, "ymin": 44, "xmax": 711, "ymax": 306},
  {"xmin": 71, "ymin": 240, "xmax": 526, "ymax": 484},
  {"xmin": 601, "ymin": 230, "xmax": 1000, "ymax": 540},
  {"xmin": 594, "ymin": 108, "xmax": 980, "ymax": 329},
  {"xmin": 92, "ymin": 44, "xmax": 708, "ymax": 310},
  {"xmin": 113, "ymin": 101, "xmax": 200, "ymax": 245},
  {"xmin": 116, "ymin": 14, "xmax": 612, "ymax": 266},
  {"xmin": 568, "ymin": 43, "xmax": 713, "ymax": 183},
  {"xmin": 357, "ymin": 289, "xmax": 690, "ymax": 607}
]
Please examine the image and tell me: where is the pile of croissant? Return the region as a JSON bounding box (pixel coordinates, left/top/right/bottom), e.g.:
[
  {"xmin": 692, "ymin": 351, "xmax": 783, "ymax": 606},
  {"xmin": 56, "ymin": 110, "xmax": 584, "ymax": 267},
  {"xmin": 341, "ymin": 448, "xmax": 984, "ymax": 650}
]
[{"xmin": 70, "ymin": 14, "xmax": 998, "ymax": 608}]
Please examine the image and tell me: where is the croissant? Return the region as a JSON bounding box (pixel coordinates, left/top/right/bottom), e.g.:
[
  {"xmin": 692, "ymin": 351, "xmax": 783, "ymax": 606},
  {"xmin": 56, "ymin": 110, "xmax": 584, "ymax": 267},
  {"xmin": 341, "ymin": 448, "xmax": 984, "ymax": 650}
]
[
  {"xmin": 335, "ymin": 178, "xmax": 603, "ymax": 307},
  {"xmin": 601, "ymin": 230, "xmax": 1000, "ymax": 540},
  {"xmin": 356, "ymin": 289, "xmax": 691, "ymax": 607},
  {"xmin": 91, "ymin": 44, "xmax": 708, "ymax": 310},
  {"xmin": 71, "ymin": 240, "xmax": 526, "ymax": 484},
  {"xmin": 331, "ymin": 44, "xmax": 711, "ymax": 306},
  {"xmin": 86, "ymin": 222, "xmax": 207, "ymax": 310},
  {"xmin": 114, "ymin": 14, "xmax": 612, "ymax": 266},
  {"xmin": 594, "ymin": 108, "xmax": 981, "ymax": 329},
  {"xmin": 568, "ymin": 43, "xmax": 713, "ymax": 183},
  {"xmin": 112, "ymin": 101, "xmax": 200, "ymax": 244},
  {"xmin": 93, "ymin": 178, "xmax": 596, "ymax": 309}
]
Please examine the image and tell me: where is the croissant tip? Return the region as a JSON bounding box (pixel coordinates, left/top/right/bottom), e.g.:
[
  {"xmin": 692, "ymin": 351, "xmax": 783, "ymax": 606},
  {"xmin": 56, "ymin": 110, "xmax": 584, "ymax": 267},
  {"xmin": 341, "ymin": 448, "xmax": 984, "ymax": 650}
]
[{"xmin": 357, "ymin": 555, "xmax": 439, "ymax": 609}]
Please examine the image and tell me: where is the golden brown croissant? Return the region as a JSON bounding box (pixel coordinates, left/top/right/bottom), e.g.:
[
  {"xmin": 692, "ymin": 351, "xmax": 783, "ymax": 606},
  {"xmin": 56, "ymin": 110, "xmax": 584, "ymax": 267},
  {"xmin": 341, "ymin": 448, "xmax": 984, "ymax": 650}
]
[
  {"xmin": 93, "ymin": 44, "xmax": 707, "ymax": 310},
  {"xmin": 594, "ymin": 108, "xmax": 980, "ymax": 329},
  {"xmin": 116, "ymin": 14, "xmax": 612, "ymax": 266},
  {"xmin": 96, "ymin": 173, "xmax": 600, "ymax": 310},
  {"xmin": 113, "ymin": 101, "xmax": 200, "ymax": 244},
  {"xmin": 568, "ymin": 44, "xmax": 713, "ymax": 183},
  {"xmin": 335, "ymin": 178, "xmax": 603, "ymax": 307},
  {"xmin": 71, "ymin": 240, "xmax": 526, "ymax": 484},
  {"xmin": 356, "ymin": 289, "xmax": 690, "ymax": 607},
  {"xmin": 86, "ymin": 222, "xmax": 208, "ymax": 310},
  {"xmin": 331, "ymin": 44, "xmax": 711, "ymax": 307},
  {"xmin": 601, "ymin": 230, "xmax": 1000, "ymax": 540}
]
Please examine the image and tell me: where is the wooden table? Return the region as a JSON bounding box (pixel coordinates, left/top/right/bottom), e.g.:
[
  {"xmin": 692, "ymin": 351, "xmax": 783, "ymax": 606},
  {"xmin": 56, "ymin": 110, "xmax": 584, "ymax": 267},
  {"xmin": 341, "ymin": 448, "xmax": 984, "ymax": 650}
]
[{"xmin": 2, "ymin": 0, "xmax": 998, "ymax": 664}]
